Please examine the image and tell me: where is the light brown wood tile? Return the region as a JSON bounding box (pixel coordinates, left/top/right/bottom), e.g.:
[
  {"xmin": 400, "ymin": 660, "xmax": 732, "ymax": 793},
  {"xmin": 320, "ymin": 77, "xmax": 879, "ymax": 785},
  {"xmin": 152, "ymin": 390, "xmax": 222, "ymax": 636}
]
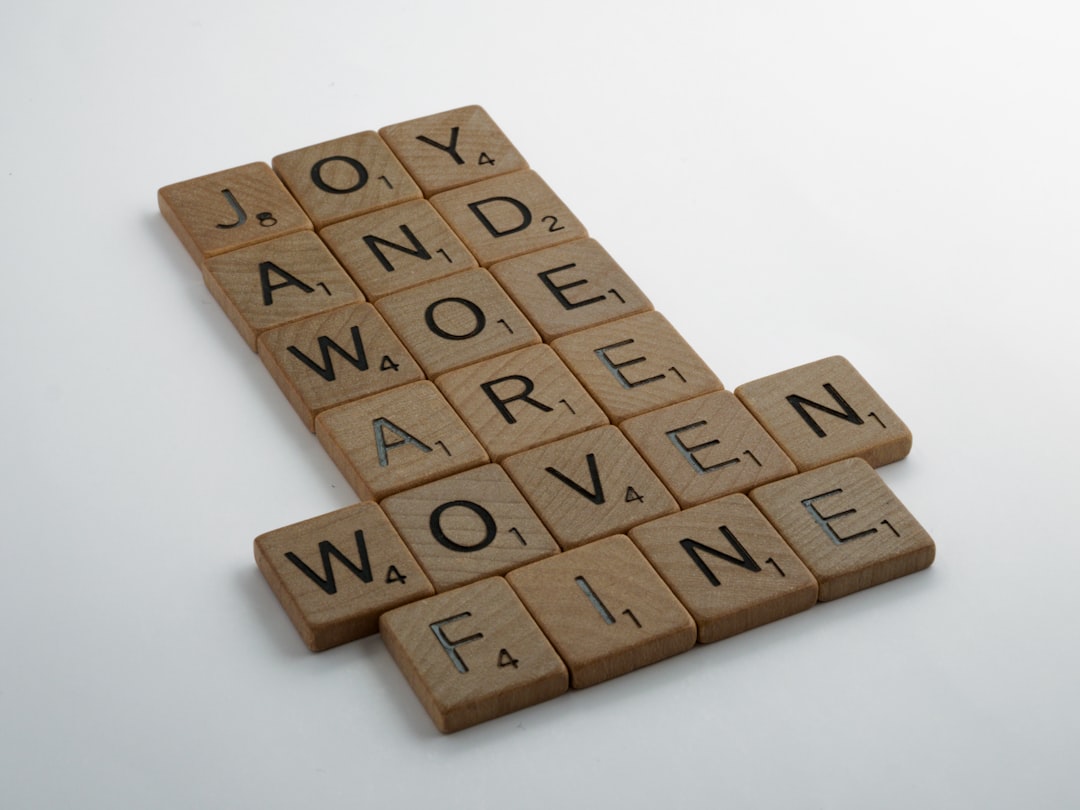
[
  {"xmin": 202, "ymin": 231, "xmax": 364, "ymax": 350},
  {"xmin": 315, "ymin": 381, "xmax": 488, "ymax": 501},
  {"xmin": 551, "ymin": 311, "xmax": 722, "ymax": 422},
  {"xmin": 254, "ymin": 501, "xmax": 434, "ymax": 652},
  {"xmin": 734, "ymin": 355, "xmax": 912, "ymax": 471},
  {"xmin": 501, "ymin": 426, "xmax": 678, "ymax": 550},
  {"xmin": 380, "ymin": 464, "xmax": 560, "ymax": 592},
  {"xmin": 257, "ymin": 302, "xmax": 424, "ymax": 431},
  {"xmin": 272, "ymin": 131, "xmax": 422, "ymax": 229},
  {"xmin": 488, "ymin": 238, "xmax": 653, "ymax": 341},
  {"xmin": 620, "ymin": 391, "xmax": 797, "ymax": 507},
  {"xmin": 628, "ymin": 494, "xmax": 818, "ymax": 644},
  {"xmin": 319, "ymin": 199, "xmax": 477, "ymax": 300},
  {"xmin": 434, "ymin": 344, "xmax": 608, "ymax": 461},
  {"xmin": 375, "ymin": 268, "xmax": 540, "ymax": 377},
  {"xmin": 750, "ymin": 457, "xmax": 935, "ymax": 601},
  {"xmin": 430, "ymin": 170, "xmax": 587, "ymax": 266},
  {"xmin": 506, "ymin": 535, "xmax": 696, "ymax": 689},
  {"xmin": 378, "ymin": 105, "xmax": 529, "ymax": 196},
  {"xmin": 158, "ymin": 162, "xmax": 312, "ymax": 265},
  {"xmin": 379, "ymin": 577, "xmax": 568, "ymax": 733}
]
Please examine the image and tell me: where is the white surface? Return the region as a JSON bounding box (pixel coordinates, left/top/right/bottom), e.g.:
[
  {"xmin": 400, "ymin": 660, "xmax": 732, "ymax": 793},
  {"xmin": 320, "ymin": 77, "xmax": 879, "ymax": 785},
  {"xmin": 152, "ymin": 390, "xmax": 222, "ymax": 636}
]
[{"xmin": 3, "ymin": 2, "xmax": 1078, "ymax": 807}]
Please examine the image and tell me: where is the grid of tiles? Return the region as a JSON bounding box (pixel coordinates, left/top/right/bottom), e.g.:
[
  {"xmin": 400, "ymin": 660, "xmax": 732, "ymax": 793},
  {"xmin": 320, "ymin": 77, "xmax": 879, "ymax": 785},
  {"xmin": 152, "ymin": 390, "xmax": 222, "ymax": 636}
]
[{"xmin": 158, "ymin": 105, "xmax": 935, "ymax": 733}]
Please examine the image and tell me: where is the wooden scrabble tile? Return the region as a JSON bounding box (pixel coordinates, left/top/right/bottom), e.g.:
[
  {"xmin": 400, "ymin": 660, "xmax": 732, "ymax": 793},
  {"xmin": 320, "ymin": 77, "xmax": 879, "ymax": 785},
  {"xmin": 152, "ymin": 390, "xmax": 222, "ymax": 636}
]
[
  {"xmin": 379, "ymin": 105, "xmax": 529, "ymax": 196},
  {"xmin": 380, "ymin": 464, "xmax": 560, "ymax": 592},
  {"xmin": 430, "ymin": 170, "xmax": 587, "ymax": 266},
  {"xmin": 315, "ymin": 381, "xmax": 488, "ymax": 501},
  {"xmin": 551, "ymin": 311, "xmax": 722, "ymax": 422},
  {"xmin": 257, "ymin": 302, "xmax": 424, "ymax": 431},
  {"xmin": 750, "ymin": 457, "xmax": 935, "ymax": 601},
  {"xmin": 620, "ymin": 391, "xmax": 797, "ymax": 508},
  {"xmin": 488, "ymin": 238, "xmax": 653, "ymax": 341},
  {"xmin": 379, "ymin": 577, "xmax": 568, "ymax": 733},
  {"xmin": 375, "ymin": 268, "xmax": 541, "ymax": 377},
  {"xmin": 506, "ymin": 535, "xmax": 696, "ymax": 689},
  {"xmin": 271, "ymin": 131, "xmax": 422, "ymax": 229},
  {"xmin": 501, "ymin": 426, "xmax": 679, "ymax": 550},
  {"xmin": 628, "ymin": 494, "xmax": 818, "ymax": 644},
  {"xmin": 319, "ymin": 199, "xmax": 477, "ymax": 300},
  {"xmin": 202, "ymin": 231, "xmax": 365, "ymax": 351},
  {"xmin": 158, "ymin": 162, "xmax": 312, "ymax": 264},
  {"xmin": 434, "ymin": 344, "xmax": 608, "ymax": 461},
  {"xmin": 254, "ymin": 501, "xmax": 434, "ymax": 651},
  {"xmin": 734, "ymin": 355, "xmax": 912, "ymax": 471}
]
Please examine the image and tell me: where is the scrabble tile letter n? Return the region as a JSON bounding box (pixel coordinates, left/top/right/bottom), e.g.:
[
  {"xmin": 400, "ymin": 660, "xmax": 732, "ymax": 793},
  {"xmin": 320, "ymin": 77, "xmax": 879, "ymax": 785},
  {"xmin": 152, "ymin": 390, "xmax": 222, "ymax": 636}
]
[
  {"xmin": 735, "ymin": 355, "xmax": 912, "ymax": 471},
  {"xmin": 629, "ymin": 494, "xmax": 818, "ymax": 643}
]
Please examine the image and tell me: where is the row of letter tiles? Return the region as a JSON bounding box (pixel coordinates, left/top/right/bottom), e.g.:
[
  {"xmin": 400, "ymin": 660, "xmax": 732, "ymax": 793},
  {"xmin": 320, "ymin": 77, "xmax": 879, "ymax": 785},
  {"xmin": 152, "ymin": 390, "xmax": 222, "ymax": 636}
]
[
  {"xmin": 158, "ymin": 105, "xmax": 527, "ymax": 263},
  {"xmin": 309, "ymin": 352, "xmax": 912, "ymax": 505},
  {"xmin": 159, "ymin": 105, "xmax": 934, "ymax": 733},
  {"xmin": 256, "ymin": 456, "xmax": 934, "ymax": 731}
]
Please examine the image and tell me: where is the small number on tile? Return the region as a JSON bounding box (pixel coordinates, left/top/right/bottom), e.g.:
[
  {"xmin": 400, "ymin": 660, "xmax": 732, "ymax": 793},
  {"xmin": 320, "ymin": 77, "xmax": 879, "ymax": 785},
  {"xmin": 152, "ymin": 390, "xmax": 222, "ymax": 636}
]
[
  {"xmin": 385, "ymin": 565, "xmax": 408, "ymax": 585},
  {"xmin": 497, "ymin": 649, "xmax": 520, "ymax": 669}
]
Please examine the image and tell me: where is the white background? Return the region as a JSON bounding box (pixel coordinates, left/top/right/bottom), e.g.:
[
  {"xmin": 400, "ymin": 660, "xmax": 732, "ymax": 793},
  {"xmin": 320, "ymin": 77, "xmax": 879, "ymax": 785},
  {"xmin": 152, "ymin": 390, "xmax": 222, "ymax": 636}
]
[{"xmin": 3, "ymin": 2, "xmax": 1078, "ymax": 807}]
